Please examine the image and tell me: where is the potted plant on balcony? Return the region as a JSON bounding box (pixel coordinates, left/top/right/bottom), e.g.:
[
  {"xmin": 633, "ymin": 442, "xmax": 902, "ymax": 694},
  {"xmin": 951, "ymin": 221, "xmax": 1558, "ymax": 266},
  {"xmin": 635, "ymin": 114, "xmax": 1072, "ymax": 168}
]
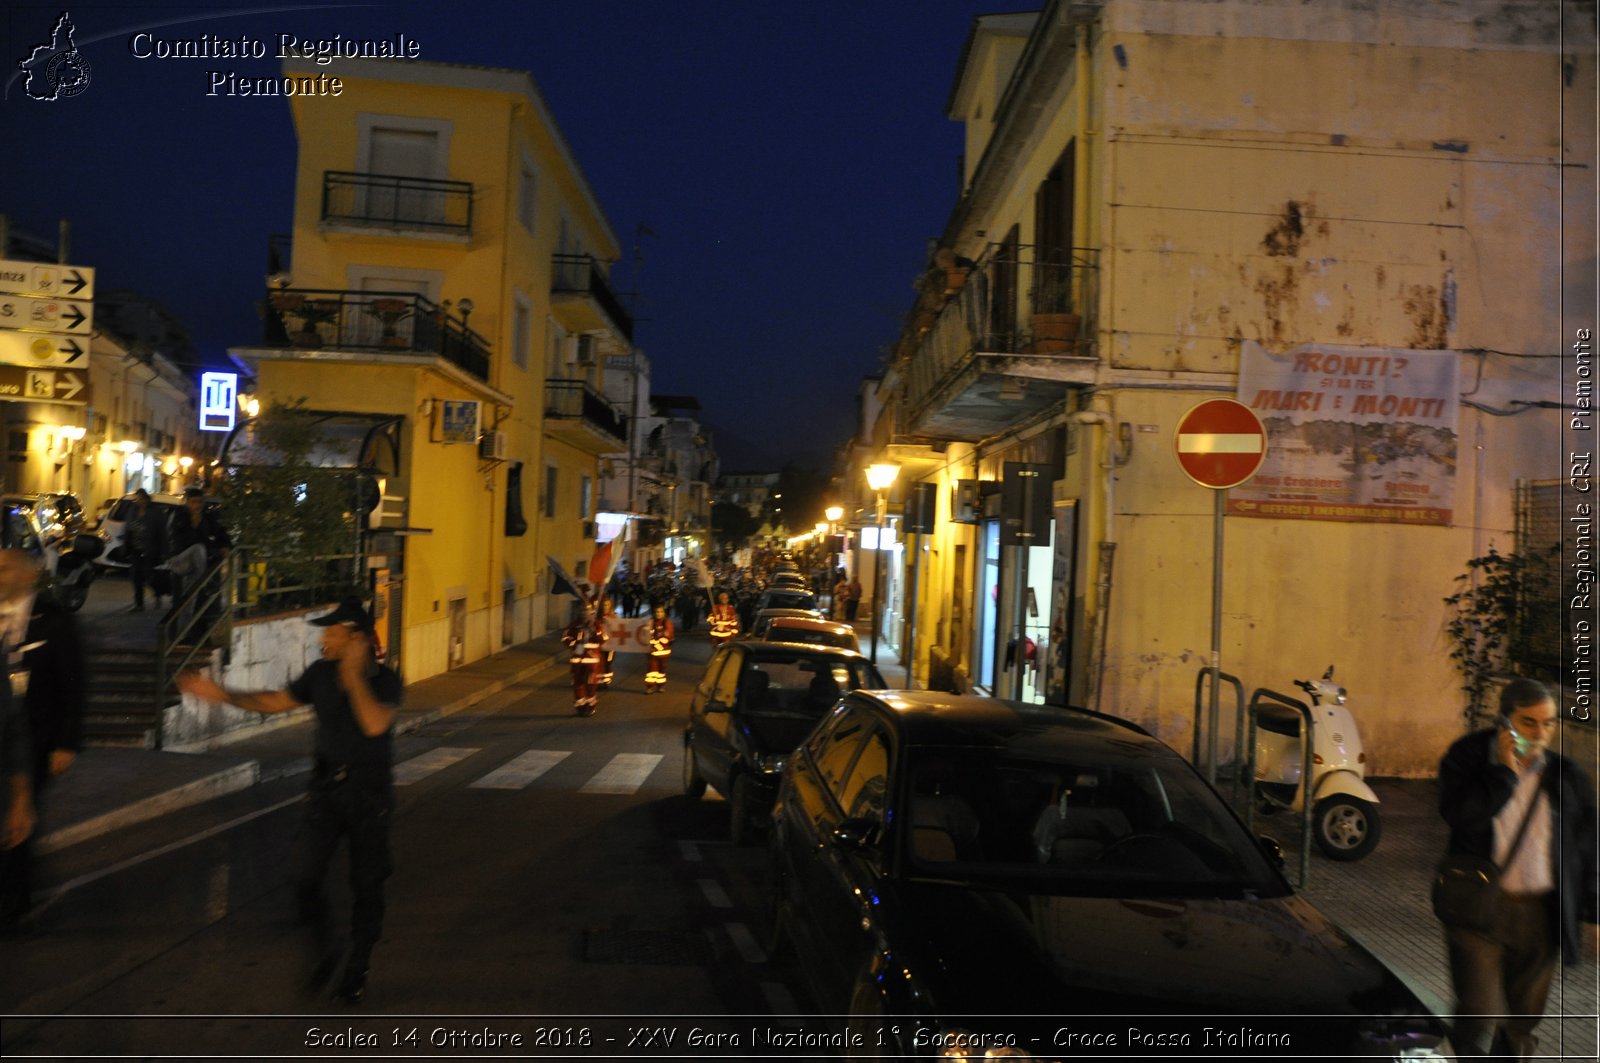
[
  {"xmin": 270, "ymin": 292, "xmax": 341, "ymax": 347},
  {"xmin": 365, "ymin": 297, "xmax": 413, "ymax": 348},
  {"xmin": 1028, "ymin": 264, "xmax": 1081, "ymax": 354}
]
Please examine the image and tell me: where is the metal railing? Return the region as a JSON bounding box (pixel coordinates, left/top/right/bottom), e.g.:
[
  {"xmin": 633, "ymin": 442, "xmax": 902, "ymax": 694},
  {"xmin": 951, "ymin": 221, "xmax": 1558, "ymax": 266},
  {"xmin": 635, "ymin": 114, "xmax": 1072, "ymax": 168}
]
[
  {"xmin": 544, "ymin": 379, "xmax": 626, "ymax": 443},
  {"xmin": 551, "ymin": 254, "xmax": 635, "ymax": 341},
  {"xmin": 321, "ymin": 171, "xmax": 473, "ymax": 234},
  {"xmin": 155, "ymin": 545, "xmax": 363, "ymax": 747},
  {"xmin": 264, "ymin": 288, "xmax": 490, "ymax": 381},
  {"xmin": 901, "ymin": 247, "xmax": 1099, "ymax": 423}
]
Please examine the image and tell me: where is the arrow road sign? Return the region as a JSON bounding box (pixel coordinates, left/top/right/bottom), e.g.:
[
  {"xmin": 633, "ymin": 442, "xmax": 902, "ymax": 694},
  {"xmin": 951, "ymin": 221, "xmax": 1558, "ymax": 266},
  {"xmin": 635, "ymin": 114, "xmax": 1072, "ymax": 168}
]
[
  {"xmin": 0, "ymin": 294, "xmax": 93, "ymax": 335},
  {"xmin": 0, "ymin": 329, "xmax": 88, "ymax": 368},
  {"xmin": 0, "ymin": 365, "xmax": 91, "ymax": 406},
  {"xmin": 1174, "ymin": 398, "xmax": 1268, "ymax": 489},
  {"xmin": 0, "ymin": 259, "xmax": 95, "ymax": 300}
]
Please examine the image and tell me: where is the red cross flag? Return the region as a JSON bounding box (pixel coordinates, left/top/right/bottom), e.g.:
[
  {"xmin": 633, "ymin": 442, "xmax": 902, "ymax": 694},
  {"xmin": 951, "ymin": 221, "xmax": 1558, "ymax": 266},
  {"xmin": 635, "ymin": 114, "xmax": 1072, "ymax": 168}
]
[{"xmin": 1174, "ymin": 399, "xmax": 1268, "ymax": 489}]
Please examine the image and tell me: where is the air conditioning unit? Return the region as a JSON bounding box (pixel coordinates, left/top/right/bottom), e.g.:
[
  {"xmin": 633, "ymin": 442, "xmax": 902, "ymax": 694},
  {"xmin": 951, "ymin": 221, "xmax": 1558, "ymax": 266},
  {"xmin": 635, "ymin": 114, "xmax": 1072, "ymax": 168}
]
[{"xmin": 478, "ymin": 430, "xmax": 509, "ymax": 461}]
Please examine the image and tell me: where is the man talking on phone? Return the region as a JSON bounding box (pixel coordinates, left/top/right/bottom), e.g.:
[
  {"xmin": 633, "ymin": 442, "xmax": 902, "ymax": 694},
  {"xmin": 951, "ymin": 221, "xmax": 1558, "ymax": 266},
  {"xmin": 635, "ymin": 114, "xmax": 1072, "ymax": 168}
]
[{"xmin": 177, "ymin": 596, "xmax": 400, "ymax": 1004}]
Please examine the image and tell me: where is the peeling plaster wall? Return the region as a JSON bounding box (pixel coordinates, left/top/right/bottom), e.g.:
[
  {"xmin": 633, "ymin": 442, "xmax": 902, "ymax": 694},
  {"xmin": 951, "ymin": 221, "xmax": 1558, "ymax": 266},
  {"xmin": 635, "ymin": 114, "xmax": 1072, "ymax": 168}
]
[{"xmin": 1077, "ymin": 0, "xmax": 1586, "ymax": 773}]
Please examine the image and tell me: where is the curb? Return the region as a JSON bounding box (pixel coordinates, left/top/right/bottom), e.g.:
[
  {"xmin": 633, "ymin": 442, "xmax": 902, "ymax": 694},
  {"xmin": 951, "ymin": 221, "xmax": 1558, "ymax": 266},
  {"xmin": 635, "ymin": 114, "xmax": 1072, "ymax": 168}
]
[{"xmin": 36, "ymin": 761, "xmax": 261, "ymax": 855}]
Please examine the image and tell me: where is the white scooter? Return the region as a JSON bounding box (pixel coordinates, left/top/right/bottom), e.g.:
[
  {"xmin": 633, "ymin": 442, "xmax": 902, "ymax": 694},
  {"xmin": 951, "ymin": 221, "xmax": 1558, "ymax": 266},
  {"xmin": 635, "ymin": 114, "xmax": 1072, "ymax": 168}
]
[{"xmin": 1253, "ymin": 666, "xmax": 1381, "ymax": 861}]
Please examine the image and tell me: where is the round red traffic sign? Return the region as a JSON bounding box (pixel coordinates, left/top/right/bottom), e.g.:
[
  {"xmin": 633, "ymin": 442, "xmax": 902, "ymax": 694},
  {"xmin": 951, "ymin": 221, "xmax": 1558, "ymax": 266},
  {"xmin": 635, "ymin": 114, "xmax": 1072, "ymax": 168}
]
[{"xmin": 1173, "ymin": 399, "xmax": 1268, "ymax": 489}]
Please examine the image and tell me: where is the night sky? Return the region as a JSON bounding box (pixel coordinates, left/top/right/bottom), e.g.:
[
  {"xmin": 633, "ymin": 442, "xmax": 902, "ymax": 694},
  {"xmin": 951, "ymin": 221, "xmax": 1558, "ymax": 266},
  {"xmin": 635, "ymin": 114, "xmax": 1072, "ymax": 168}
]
[{"xmin": 1, "ymin": 1, "xmax": 1009, "ymax": 470}]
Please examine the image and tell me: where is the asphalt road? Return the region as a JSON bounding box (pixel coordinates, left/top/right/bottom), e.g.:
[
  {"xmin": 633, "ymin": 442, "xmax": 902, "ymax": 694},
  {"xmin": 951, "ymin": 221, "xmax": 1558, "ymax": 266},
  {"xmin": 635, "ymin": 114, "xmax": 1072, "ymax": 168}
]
[{"xmin": 1, "ymin": 638, "xmax": 819, "ymax": 1059}]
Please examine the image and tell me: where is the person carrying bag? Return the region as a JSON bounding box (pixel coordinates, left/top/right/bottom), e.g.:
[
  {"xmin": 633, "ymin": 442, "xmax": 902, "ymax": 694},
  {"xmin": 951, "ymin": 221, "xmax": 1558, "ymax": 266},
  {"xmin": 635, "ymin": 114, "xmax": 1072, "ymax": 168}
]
[{"xmin": 1435, "ymin": 678, "xmax": 1598, "ymax": 1060}]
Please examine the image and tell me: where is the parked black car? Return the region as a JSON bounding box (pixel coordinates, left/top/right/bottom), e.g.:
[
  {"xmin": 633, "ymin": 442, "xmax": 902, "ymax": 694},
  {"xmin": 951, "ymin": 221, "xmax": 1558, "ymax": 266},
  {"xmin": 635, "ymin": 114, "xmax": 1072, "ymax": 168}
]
[
  {"xmin": 682, "ymin": 641, "xmax": 884, "ymax": 844},
  {"xmin": 766, "ymin": 691, "xmax": 1451, "ymax": 1059},
  {"xmin": 753, "ymin": 587, "xmax": 821, "ymax": 616}
]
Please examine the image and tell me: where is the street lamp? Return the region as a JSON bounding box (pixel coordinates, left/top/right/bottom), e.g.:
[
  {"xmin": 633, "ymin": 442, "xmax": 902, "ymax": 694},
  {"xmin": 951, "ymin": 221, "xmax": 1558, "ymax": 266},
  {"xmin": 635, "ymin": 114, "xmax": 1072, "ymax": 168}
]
[{"xmin": 864, "ymin": 463, "xmax": 900, "ymax": 665}]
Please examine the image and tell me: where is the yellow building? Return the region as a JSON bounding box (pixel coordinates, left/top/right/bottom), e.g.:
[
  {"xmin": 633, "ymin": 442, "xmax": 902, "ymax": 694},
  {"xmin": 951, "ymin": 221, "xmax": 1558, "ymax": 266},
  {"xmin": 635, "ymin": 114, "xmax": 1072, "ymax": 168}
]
[
  {"xmin": 867, "ymin": 0, "xmax": 1589, "ymax": 774},
  {"xmin": 232, "ymin": 58, "xmax": 631, "ymax": 682}
]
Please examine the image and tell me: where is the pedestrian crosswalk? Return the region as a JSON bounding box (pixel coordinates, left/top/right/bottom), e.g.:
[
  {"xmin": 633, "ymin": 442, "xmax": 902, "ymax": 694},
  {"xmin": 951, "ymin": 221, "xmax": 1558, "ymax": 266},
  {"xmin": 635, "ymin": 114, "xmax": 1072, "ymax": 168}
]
[{"xmin": 395, "ymin": 746, "xmax": 671, "ymax": 796}]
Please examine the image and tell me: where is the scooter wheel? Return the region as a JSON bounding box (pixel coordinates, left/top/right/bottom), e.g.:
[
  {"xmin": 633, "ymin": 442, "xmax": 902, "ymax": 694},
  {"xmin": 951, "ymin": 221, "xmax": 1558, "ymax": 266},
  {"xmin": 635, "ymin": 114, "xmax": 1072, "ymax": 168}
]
[{"xmin": 1313, "ymin": 795, "xmax": 1381, "ymax": 861}]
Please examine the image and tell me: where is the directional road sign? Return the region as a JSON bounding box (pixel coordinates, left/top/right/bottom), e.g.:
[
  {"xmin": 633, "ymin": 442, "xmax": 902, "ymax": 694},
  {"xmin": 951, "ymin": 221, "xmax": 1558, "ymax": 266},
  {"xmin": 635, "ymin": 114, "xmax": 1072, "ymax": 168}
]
[
  {"xmin": 0, "ymin": 294, "xmax": 92, "ymax": 334},
  {"xmin": 0, "ymin": 329, "xmax": 89, "ymax": 368},
  {"xmin": 1174, "ymin": 398, "xmax": 1268, "ymax": 489},
  {"xmin": 0, "ymin": 365, "xmax": 91, "ymax": 406},
  {"xmin": 0, "ymin": 259, "xmax": 94, "ymax": 301}
]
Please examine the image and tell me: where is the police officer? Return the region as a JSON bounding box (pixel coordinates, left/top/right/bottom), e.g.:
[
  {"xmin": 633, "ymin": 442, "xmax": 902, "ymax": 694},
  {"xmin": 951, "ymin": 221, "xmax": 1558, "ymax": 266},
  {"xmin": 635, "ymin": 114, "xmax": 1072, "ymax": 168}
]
[{"xmin": 177, "ymin": 596, "xmax": 400, "ymax": 1004}]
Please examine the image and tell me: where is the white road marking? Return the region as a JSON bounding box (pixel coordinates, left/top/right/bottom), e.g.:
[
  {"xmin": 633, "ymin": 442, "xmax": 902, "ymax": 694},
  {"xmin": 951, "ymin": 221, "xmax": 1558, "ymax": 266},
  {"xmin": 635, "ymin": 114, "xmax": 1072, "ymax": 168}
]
[
  {"xmin": 725, "ymin": 921, "xmax": 767, "ymax": 963},
  {"xmin": 698, "ymin": 878, "xmax": 732, "ymax": 909},
  {"xmin": 761, "ymin": 981, "xmax": 798, "ymax": 1015},
  {"xmin": 578, "ymin": 753, "xmax": 663, "ymax": 794},
  {"xmin": 40, "ymin": 794, "xmax": 304, "ymax": 905},
  {"xmin": 206, "ymin": 864, "xmax": 230, "ymax": 922},
  {"xmin": 393, "ymin": 746, "xmax": 479, "ymax": 786},
  {"xmin": 469, "ymin": 749, "xmax": 571, "ymax": 789}
]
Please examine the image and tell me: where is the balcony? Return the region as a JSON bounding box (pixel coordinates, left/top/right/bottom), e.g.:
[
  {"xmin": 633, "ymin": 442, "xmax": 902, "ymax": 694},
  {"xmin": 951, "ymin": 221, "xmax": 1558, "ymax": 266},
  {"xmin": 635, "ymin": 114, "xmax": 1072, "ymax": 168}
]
[
  {"xmin": 544, "ymin": 379, "xmax": 626, "ymax": 453},
  {"xmin": 898, "ymin": 249, "xmax": 1098, "ymax": 443},
  {"xmin": 321, "ymin": 171, "xmax": 473, "ymax": 236},
  {"xmin": 550, "ymin": 254, "xmax": 634, "ymax": 344},
  {"xmin": 262, "ymin": 288, "xmax": 490, "ymax": 382}
]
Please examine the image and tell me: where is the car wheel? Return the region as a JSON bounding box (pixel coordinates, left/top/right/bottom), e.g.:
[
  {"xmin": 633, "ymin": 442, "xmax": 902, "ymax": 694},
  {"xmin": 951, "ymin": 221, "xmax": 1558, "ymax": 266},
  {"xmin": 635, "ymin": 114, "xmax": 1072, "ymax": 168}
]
[
  {"xmin": 58, "ymin": 582, "xmax": 89, "ymax": 612},
  {"xmin": 729, "ymin": 773, "xmax": 762, "ymax": 846},
  {"xmin": 1313, "ymin": 795, "xmax": 1381, "ymax": 861},
  {"xmin": 682, "ymin": 735, "xmax": 706, "ymax": 799}
]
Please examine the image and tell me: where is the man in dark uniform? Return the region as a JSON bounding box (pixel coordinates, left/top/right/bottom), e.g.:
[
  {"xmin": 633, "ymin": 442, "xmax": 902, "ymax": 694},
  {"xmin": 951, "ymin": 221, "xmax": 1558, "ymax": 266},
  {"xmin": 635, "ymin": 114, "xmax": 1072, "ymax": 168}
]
[
  {"xmin": 0, "ymin": 548, "xmax": 84, "ymax": 930},
  {"xmin": 177, "ymin": 596, "xmax": 401, "ymax": 1004}
]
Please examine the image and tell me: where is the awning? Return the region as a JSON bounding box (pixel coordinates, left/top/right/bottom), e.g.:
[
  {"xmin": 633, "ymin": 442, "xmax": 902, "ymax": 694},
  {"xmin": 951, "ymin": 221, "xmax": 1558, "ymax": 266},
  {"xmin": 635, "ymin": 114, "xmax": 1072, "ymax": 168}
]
[{"xmin": 219, "ymin": 410, "xmax": 404, "ymax": 475}]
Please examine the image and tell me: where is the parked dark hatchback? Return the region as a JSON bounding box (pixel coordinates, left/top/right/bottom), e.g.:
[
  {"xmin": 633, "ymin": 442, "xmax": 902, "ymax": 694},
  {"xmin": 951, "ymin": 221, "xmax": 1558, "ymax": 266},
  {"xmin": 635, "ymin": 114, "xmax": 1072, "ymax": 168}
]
[
  {"xmin": 682, "ymin": 641, "xmax": 884, "ymax": 844},
  {"xmin": 766, "ymin": 691, "xmax": 1451, "ymax": 1059}
]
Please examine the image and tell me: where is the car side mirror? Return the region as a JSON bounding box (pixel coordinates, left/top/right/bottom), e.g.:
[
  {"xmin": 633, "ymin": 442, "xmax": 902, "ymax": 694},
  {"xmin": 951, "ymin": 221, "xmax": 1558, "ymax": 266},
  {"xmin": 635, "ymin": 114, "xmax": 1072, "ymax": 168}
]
[
  {"xmin": 704, "ymin": 698, "xmax": 730, "ymax": 714},
  {"xmin": 832, "ymin": 816, "xmax": 880, "ymax": 852},
  {"xmin": 1257, "ymin": 835, "xmax": 1286, "ymax": 869}
]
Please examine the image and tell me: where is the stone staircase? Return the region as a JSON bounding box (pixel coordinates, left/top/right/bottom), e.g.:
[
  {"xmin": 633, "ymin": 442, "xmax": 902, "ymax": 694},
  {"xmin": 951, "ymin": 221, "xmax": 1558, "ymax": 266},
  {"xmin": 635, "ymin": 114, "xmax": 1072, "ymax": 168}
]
[{"xmin": 84, "ymin": 648, "xmax": 167, "ymax": 748}]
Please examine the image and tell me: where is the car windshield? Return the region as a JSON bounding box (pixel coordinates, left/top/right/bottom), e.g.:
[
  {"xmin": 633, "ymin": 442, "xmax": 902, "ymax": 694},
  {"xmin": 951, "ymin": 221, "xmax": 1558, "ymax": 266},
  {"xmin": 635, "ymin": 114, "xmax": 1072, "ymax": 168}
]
[
  {"xmin": 739, "ymin": 656, "xmax": 883, "ymax": 720},
  {"xmin": 898, "ymin": 747, "xmax": 1287, "ymax": 899},
  {"xmin": 770, "ymin": 627, "xmax": 853, "ymax": 650},
  {"xmin": 764, "ymin": 591, "xmax": 816, "ymax": 610}
]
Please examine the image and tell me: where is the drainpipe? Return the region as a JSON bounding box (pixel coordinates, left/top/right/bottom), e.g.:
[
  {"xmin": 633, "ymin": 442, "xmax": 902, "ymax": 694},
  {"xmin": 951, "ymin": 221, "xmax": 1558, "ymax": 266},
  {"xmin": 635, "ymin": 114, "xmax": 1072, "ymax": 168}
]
[{"xmin": 1072, "ymin": 409, "xmax": 1117, "ymax": 713}]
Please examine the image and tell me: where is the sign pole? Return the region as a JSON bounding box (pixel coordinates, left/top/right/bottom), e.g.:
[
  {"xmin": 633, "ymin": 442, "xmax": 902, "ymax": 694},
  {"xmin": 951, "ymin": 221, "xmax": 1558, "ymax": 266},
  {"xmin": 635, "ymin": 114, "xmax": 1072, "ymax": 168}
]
[
  {"xmin": 1208, "ymin": 490, "xmax": 1224, "ymax": 785},
  {"xmin": 1173, "ymin": 398, "xmax": 1268, "ymax": 784}
]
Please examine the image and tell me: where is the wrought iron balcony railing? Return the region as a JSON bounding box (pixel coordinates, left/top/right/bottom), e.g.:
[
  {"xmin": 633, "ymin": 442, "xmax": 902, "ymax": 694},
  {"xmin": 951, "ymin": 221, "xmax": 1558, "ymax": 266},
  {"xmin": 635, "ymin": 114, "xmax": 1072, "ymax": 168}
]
[
  {"xmin": 900, "ymin": 247, "xmax": 1099, "ymax": 417},
  {"xmin": 545, "ymin": 379, "xmax": 626, "ymax": 443},
  {"xmin": 321, "ymin": 171, "xmax": 473, "ymax": 234},
  {"xmin": 263, "ymin": 288, "xmax": 490, "ymax": 382},
  {"xmin": 551, "ymin": 253, "xmax": 634, "ymax": 341}
]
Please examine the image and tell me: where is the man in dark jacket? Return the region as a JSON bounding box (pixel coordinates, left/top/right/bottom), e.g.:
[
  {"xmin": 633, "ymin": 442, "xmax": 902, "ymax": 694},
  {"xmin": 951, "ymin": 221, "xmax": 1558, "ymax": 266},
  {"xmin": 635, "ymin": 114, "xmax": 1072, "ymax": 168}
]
[
  {"xmin": 1437, "ymin": 678, "xmax": 1598, "ymax": 1059},
  {"xmin": 125, "ymin": 489, "xmax": 167, "ymax": 613},
  {"xmin": 165, "ymin": 486, "xmax": 231, "ymax": 602},
  {"xmin": 0, "ymin": 548, "xmax": 84, "ymax": 928},
  {"xmin": 177, "ymin": 597, "xmax": 399, "ymax": 1005}
]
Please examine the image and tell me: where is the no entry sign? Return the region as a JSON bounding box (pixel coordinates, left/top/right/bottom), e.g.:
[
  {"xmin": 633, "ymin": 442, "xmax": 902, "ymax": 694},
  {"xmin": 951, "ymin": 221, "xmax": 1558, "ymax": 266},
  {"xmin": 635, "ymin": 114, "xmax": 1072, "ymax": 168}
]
[{"xmin": 1174, "ymin": 399, "xmax": 1267, "ymax": 489}]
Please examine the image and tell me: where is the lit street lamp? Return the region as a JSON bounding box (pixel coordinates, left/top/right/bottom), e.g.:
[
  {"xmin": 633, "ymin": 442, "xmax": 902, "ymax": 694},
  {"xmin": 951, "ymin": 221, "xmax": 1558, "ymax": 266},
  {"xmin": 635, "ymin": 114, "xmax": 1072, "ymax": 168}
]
[{"xmin": 864, "ymin": 463, "xmax": 900, "ymax": 665}]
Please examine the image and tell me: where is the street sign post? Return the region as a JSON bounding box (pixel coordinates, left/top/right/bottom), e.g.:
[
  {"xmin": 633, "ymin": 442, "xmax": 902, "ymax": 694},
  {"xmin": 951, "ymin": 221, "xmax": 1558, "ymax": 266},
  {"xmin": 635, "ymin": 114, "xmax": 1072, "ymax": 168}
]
[
  {"xmin": 1174, "ymin": 399, "xmax": 1268, "ymax": 784},
  {"xmin": 0, "ymin": 259, "xmax": 95, "ymax": 300},
  {"xmin": 0, "ymin": 364, "xmax": 91, "ymax": 405},
  {"xmin": 0, "ymin": 329, "xmax": 89, "ymax": 368},
  {"xmin": 0, "ymin": 294, "xmax": 92, "ymax": 334}
]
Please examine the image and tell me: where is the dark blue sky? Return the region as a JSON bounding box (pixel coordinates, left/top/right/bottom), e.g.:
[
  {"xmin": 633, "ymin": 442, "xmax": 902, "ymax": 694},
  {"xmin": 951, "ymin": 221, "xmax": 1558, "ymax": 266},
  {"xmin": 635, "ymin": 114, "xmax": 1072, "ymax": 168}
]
[{"xmin": 2, "ymin": 1, "xmax": 1008, "ymax": 469}]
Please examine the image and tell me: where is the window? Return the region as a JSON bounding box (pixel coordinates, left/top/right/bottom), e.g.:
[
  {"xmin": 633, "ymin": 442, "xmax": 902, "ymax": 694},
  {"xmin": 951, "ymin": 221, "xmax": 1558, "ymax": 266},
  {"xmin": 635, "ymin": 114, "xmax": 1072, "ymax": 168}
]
[
  {"xmin": 813, "ymin": 709, "xmax": 873, "ymax": 794},
  {"xmin": 547, "ymin": 320, "xmax": 566, "ymax": 378},
  {"xmin": 543, "ymin": 463, "xmax": 558, "ymax": 519},
  {"xmin": 518, "ymin": 153, "xmax": 538, "ymax": 233},
  {"xmin": 837, "ymin": 731, "xmax": 889, "ymax": 821},
  {"xmin": 512, "ymin": 294, "xmax": 531, "ymax": 372},
  {"xmin": 711, "ymin": 650, "xmax": 741, "ymax": 706},
  {"xmin": 579, "ymin": 475, "xmax": 592, "ymax": 519}
]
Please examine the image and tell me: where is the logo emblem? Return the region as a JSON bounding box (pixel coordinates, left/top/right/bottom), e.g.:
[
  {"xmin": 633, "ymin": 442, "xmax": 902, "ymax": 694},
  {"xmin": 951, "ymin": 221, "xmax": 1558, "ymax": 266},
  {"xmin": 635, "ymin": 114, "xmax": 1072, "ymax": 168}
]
[{"xmin": 18, "ymin": 12, "xmax": 92, "ymax": 101}]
